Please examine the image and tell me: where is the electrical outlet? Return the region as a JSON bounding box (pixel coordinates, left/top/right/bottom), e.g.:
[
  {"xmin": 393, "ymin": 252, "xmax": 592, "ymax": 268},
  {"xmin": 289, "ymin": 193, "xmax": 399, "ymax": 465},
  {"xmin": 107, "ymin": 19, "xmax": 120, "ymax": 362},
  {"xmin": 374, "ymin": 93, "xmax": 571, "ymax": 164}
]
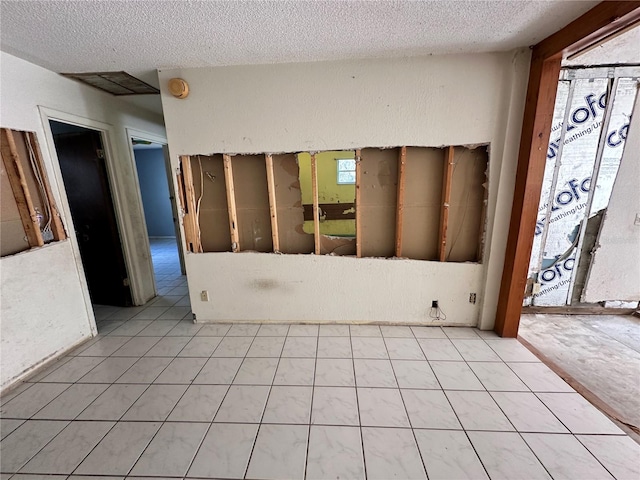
[
  {"xmin": 200, "ymin": 290, "xmax": 209, "ymax": 302},
  {"xmin": 635, "ymin": 213, "xmax": 640, "ymax": 226},
  {"xmin": 532, "ymin": 283, "xmax": 541, "ymax": 294},
  {"xmin": 469, "ymin": 293, "xmax": 477, "ymax": 304},
  {"xmin": 432, "ymin": 300, "xmax": 439, "ymax": 308}
]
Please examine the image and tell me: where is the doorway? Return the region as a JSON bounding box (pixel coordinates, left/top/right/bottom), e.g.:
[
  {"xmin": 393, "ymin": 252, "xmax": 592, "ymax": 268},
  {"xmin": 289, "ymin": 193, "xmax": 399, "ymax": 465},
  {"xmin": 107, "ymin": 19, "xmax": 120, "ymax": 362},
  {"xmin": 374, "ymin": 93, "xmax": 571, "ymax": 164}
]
[
  {"xmin": 132, "ymin": 139, "xmax": 185, "ymax": 287},
  {"xmin": 50, "ymin": 120, "xmax": 132, "ymax": 306}
]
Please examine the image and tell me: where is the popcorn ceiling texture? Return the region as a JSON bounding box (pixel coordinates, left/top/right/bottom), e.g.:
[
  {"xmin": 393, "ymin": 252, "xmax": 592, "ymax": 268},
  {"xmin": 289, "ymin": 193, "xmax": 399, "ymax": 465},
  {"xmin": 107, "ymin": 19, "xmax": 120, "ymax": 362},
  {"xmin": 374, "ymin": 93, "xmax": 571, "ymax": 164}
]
[{"xmin": 1, "ymin": 0, "xmax": 597, "ymax": 77}]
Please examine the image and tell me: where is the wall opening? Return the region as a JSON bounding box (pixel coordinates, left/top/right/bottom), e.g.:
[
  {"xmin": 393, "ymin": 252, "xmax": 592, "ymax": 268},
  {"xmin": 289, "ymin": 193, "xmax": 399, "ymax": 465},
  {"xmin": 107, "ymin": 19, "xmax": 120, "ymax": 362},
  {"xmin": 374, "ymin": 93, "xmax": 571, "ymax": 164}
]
[
  {"xmin": 1, "ymin": 128, "xmax": 66, "ymax": 257},
  {"xmin": 178, "ymin": 145, "xmax": 488, "ymax": 262},
  {"xmin": 299, "ymin": 151, "xmax": 356, "ymax": 256}
]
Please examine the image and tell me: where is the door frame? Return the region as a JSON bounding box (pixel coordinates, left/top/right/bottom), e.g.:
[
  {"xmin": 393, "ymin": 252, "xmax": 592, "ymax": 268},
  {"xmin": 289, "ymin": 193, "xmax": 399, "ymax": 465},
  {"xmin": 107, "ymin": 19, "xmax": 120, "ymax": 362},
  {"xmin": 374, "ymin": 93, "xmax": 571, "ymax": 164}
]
[
  {"xmin": 38, "ymin": 107, "xmax": 154, "ymax": 308},
  {"xmin": 126, "ymin": 127, "xmax": 185, "ymax": 279},
  {"xmin": 495, "ymin": 1, "xmax": 640, "ymax": 337}
]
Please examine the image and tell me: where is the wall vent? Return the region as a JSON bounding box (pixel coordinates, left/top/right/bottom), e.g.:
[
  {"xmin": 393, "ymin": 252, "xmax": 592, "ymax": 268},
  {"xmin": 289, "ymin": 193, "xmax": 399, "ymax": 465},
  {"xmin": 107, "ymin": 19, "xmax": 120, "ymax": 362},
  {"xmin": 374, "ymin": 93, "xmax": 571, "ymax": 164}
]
[{"xmin": 60, "ymin": 71, "xmax": 160, "ymax": 95}]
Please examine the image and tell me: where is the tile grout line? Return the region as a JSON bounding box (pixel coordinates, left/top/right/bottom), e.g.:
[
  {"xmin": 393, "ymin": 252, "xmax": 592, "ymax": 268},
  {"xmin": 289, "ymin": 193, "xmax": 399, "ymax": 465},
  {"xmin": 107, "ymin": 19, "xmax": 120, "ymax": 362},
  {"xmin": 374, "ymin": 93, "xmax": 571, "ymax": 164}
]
[
  {"xmin": 116, "ymin": 325, "xmax": 225, "ymax": 478},
  {"xmin": 302, "ymin": 326, "xmax": 320, "ymax": 480},
  {"xmin": 64, "ymin": 322, "xmax": 193, "ymax": 477},
  {"xmin": 70, "ymin": 319, "xmax": 212, "ymax": 478},
  {"xmin": 242, "ymin": 324, "xmax": 290, "ymax": 480},
  {"xmin": 446, "ymin": 331, "xmax": 556, "ymax": 480},
  {"xmin": 68, "ymin": 261, "xmax": 187, "ymax": 477},
  {"xmin": 148, "ymin": 334, "xmax": 233, "ymax": 478},
  {"xmin": 380, "ymin": 326, "xmax": 428, "ymax": 478},
  {"xmin": 348, "ymin": 324, "xmax": 368, "ymax": 480}
]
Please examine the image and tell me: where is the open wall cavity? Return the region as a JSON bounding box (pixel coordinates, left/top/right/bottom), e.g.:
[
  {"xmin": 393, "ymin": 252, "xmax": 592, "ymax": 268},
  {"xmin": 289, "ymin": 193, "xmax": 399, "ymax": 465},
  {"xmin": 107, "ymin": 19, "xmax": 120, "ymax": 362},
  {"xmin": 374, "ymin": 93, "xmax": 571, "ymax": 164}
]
[
  {"xmin": 1, "ymin": 128, "xmax": 66, "ymax": 257},
  {"xmin": 178, "ymin": 145, "xmax": 488, "ymax": 262}
]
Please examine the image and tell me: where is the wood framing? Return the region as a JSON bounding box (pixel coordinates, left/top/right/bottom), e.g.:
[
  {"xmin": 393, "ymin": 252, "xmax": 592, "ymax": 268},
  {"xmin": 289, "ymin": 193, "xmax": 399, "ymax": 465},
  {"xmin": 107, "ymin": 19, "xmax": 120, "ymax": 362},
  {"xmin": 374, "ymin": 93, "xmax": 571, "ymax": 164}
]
[
  {"xmin": 264, "ymin": 154, "xmax": 280, "ymax": 252},
  {"xmin": 179, "ymin": 155, "xmax": 202, "ymax": 253},
  {"xmin": 354, "ymin": 148, "xmax": 362, "ymax": 258},
  {"xmin": 395, "ymin": 146, "xmax": 406, "ymax": 257},
  {"xmin": 1, "ymin": 128, "xmax": 44, "ymax": 247},
  {"xmin": 222, "ymin": 154, "xmax": 240, "ymax": 252},
  {"xmin": 25, "ymin": 132, "xmax": 66, "ymax": 241},
  {"xmin": 310, "ymin": 153, "xmax": 321, "ymax": 255},
  {"xmin": 438, "ymin": 146, "xmax": 454, "ymax": 262},
  {"xmin": 495, "ymin": 1, "xmax": 640, "ymax": 337}
]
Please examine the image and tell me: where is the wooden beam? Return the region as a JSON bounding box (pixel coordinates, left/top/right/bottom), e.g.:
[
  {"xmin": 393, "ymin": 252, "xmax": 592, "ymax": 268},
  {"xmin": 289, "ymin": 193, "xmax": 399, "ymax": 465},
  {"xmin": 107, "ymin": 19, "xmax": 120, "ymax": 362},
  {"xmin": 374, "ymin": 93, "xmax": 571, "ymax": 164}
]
[
  {"xmin": 438, "ymin": 146, "xmax": 454, "ymax": 262},
  {"xmin": 395, "ymin": 146, "xmax": 406, "ymax": 257},
  {"xmin": 1, "ymin": 128, "xmax": 44, "ymax": 247},
  {"xmin": 25, "ymin": 132, "xmax": 66, "ymax": 241},
  {"xmin": 495, "ymin": 57, "xmax": 561, "ymax": 337},
  {"xmin": 355, "ymin": 149, "xmax": 362, "ymax": 258},
  {"xmin": 223, "ymin": 154, "xmax": 240, "ymax": 252},
  {"xmin": 534, "ymin": 2, "xmax": 640, "ymax": 61},
  {"xmin": 265, "ymin": 153, "xmax": 280, "ymax": 252},
  {"xmin": 310, "ymin": 153, "xmax": 321, "ymax": 255},
  {"xmin": 179, "ymin": 155, "xmax": 201, "ymax": 253}
]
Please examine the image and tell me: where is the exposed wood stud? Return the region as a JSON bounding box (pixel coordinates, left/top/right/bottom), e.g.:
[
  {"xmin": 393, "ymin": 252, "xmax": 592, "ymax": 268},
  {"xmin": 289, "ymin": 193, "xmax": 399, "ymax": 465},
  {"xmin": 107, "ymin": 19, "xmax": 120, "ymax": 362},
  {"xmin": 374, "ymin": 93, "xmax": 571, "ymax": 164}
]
[
  {"xmin": 311, "ymin": 152, "xmax": 321, "ymax": 255},
  {"xmin": 355, "ymin": 149, "xmax": 362, "ymax": 258},
  {"xmin": 438, "ymin": 146, "xmax": 454, "ymax": 262},
  {"xmin": 395, "ymin": 146, "xmax": 407, "ymax": 257},
  {"xmin": 495, "ymin": 1, "xmax": 640, "ymax": 338},
  {"xmin": 223, "ymin": 154, "xmax": 240, "ymax": 252},
  {"xmin": 1, "ymin": 128, "xmax": 44, "ymax": 247},
  {"xmin": 265, "ymin": 153, "xmax": 280, "ymax": 252},
  {"xmin": 179, "ymin": 155, "xmax": 201, "ymax": 253},
  {"xmin": 25, "ymin": 132, "xmax": 66, "ymax": 241}
]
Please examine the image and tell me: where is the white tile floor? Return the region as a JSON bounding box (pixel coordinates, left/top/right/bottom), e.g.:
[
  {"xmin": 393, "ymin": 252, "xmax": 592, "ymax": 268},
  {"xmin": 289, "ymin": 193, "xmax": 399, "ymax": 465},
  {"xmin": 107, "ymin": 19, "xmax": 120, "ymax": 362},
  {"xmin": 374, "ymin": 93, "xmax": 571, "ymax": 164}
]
[{"xmin": 1, "ymin": 240, "xmax": 639, "ymax": 479}]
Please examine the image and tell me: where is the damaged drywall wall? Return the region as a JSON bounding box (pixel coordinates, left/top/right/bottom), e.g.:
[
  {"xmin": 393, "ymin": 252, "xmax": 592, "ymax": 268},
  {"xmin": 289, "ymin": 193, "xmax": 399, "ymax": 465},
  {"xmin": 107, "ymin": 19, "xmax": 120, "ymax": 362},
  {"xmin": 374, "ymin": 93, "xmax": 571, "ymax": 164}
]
[
  {"xmin": 181, "ymin": 145, "xmax": 488, "ymax": 262},
  {"xmin": 159, "ymin": 51, "xmax": 532, "ymax": 326}
]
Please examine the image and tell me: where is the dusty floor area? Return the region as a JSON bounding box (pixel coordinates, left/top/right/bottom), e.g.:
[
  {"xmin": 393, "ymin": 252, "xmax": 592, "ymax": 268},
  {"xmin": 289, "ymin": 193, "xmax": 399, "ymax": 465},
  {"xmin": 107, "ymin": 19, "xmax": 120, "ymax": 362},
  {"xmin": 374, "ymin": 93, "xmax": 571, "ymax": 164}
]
[{"xmin": 519, "ymin": 313, "xmax": 640, "ymax": 436}]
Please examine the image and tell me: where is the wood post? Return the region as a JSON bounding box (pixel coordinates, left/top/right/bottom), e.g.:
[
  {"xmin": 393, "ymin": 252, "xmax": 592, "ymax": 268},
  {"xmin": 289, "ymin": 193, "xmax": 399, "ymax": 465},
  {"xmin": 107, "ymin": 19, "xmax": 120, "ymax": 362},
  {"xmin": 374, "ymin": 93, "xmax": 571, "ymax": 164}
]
[
  {"xmin": 223, "ymin": 154, "xmax": 240, "ymax": 252},
  {"xmin": 265, "ymin": 153, "xmax": 280, "ymax": 252},
  {"xmin": 438, "ymin": 146, "xmax": 454, "ymax": 261},
  {"xmin": 179, "ymin": 155, "xmax": 201, "ymax": 253},
  {"xmin": 311, "ymin": 153, "xmax": 321, "ymax": 255},
  {"xmin": 355, "ymin": 149, "xmax": 362, "ymax": 258},
  {"xmin": 1, "ymin": 128, "xmax": 44, "ymax": 247},
  {"xmin": 395, "ymin": 146, "xmax": 407, "ymax": 257}
]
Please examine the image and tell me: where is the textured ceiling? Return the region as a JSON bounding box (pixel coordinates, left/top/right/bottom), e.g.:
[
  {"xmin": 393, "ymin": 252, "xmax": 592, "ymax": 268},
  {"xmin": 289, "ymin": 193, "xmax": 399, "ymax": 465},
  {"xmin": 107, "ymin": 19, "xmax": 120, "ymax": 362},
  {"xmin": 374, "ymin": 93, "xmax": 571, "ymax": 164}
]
[
  {"xmin": 1, "ymin": 0, "xmax": 600, "ymax": 74},
  {"xmin": 0, "ymin": 0, "xmax": 599, "ymax": 116}
]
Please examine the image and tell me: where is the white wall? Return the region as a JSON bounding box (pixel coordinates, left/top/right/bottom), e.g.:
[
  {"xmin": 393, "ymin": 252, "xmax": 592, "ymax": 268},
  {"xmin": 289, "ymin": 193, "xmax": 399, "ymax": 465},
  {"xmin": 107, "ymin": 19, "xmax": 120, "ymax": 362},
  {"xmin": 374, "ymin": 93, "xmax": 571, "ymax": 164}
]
[
  {"xmin": 0, "ymin": 52, "xmax": 166, "ymax": 390},
  {"xmin": 584, "ymin": 92, "xmax": 640, "ymax": 302},
  {"xmin": 1, "ymin": 242, "xmax": 89, "ymax": 386},
  {"xmin": 158, "ymin": 51, "xmax": 530, "ymax": 327}
]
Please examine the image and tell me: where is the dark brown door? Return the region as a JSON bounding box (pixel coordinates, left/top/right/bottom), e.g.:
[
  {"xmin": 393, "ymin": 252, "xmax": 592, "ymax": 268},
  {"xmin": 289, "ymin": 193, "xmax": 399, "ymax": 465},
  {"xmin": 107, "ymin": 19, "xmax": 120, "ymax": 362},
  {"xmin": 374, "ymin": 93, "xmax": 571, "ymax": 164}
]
[{"xmin": 53, "ymin": 126, "xmax": 132, "ymax": 306}]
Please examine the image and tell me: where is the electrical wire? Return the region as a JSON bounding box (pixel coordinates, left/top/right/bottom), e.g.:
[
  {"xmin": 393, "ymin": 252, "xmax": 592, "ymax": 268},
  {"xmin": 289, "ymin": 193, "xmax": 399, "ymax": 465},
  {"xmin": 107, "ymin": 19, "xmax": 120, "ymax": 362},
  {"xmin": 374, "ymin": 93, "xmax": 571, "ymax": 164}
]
[
  {"xmin": 429, "ymin": 304, "xmax": 447, "ymax": 322},
  {"xmin": 25, "ymin": 134, "xmax": 54, "ymax": 241},
  {"xmin": 195, "ymin": 156, "xmax": 204, "ymax": 251}
]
